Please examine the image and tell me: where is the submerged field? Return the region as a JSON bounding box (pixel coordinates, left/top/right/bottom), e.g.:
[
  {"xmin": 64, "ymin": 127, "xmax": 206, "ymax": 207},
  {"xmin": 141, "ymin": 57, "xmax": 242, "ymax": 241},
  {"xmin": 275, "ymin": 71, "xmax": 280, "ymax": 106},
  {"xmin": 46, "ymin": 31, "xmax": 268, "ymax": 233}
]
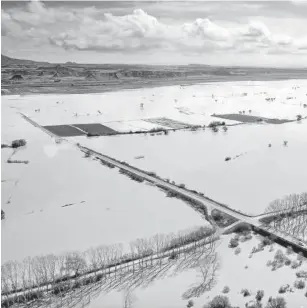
[
  {"xmin": 2, "ymin": 78, "xmax": 307, "ymax": 307},
  {"xmin": 86, "ymin": 234, "xmax": 307, "ymax": 308},
  {"xmin": 77, "ymin": 121, "xmax": 307, "ymax": 215},
  {"xmin": 1, "ymin": 106, "xmax": 206, "ymax": 263}
]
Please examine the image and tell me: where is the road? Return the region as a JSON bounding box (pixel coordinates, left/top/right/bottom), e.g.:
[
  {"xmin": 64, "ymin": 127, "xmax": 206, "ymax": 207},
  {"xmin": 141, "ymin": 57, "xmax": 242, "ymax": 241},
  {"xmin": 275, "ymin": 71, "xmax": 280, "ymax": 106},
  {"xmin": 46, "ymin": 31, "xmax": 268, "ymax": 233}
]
[
  {"xmin": 20, "ymin": 112, "xmax": 307, "ymax": 252},
  {"xmin": 78, "ymin": 145, "xmax": 307, "ymax": 252}
]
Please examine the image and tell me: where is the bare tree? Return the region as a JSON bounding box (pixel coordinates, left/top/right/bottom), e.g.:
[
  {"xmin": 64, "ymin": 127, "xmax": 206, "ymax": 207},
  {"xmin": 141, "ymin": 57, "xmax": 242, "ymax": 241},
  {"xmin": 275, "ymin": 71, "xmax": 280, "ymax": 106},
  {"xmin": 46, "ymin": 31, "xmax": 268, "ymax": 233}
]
[{"xmin": 123, "ymin": 289, "xmax": 137, "ymax": 308}]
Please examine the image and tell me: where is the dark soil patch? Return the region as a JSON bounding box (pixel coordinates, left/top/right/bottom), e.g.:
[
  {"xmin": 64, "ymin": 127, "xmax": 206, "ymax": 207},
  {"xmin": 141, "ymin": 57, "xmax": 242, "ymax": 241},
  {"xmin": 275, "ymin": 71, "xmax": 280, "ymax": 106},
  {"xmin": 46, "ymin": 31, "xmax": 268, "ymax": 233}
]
[
  {"xmin": 212, "ymin": 114, "xmax": 293, "ymax": 124},
  {"xmin": 43, "ymin": 123, "xmax": 118, "ymax": 137},
  {"xmin": 43, "ymin": 125, "xmax": 84, "ymax": 137},
  {"xmin": 73, "ymin": 123, "xmax": 117, "ymax": 135}
]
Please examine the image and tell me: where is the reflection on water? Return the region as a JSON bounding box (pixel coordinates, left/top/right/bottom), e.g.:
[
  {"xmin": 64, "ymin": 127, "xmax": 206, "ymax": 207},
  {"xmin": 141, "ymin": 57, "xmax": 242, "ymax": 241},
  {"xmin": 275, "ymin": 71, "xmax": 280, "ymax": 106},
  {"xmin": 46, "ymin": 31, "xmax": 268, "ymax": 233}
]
[{"xmin": 32, "ymin": 240, "xmax": 218, "ymax": 308}]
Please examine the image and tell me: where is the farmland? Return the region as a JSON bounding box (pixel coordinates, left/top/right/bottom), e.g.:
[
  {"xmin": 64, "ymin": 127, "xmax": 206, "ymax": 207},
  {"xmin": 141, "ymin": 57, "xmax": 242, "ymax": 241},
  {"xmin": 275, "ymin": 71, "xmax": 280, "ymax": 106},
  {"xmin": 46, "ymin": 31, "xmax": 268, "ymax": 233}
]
[{"xmin": 2, "ymin": 76, "xmax": 307, "ymax": 308}]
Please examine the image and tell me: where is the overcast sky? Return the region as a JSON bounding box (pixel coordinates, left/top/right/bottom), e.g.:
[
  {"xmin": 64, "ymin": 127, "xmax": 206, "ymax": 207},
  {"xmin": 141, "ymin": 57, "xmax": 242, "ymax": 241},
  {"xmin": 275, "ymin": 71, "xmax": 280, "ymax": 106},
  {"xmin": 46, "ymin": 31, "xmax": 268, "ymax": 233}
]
[{"xmin": 2, "ymin": 1, "xmax": 307, "ymax": 67}]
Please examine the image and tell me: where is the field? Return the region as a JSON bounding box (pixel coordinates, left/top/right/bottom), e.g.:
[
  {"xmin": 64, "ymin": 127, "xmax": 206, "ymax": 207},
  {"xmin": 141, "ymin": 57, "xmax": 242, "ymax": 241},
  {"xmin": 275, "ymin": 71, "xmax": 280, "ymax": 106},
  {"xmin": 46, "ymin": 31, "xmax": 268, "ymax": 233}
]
[
  {"xmin": 86, "ymin": 233, "xmax": 307, "ymax": 308},
  {"xmin": 77, "ymin": 121, "xmax": 307, "ymax": 215},
  {"xmin": 2, "ymin": 77, "xmax": 307, "ymax": 307},
  {"xmin": 1, "ymin": 105, "xmax": 206, "ymax": 263}
]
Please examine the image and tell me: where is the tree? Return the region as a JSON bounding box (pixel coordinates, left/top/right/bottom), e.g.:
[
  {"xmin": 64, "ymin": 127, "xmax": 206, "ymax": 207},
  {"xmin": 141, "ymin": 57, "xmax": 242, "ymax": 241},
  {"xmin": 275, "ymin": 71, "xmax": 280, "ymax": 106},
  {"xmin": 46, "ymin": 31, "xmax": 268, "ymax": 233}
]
[
  {"xmin": 205, "ymin": 295, "xmax": 231, "ymax": 308},
  {"xmin": 123, "ymin": 289, "xmax": 136, "ymax": 308},
  {"xmin": 266, "ymin": 297, "xmax": 286, "ymax": 308},
  {"xmin": 64, "ymin": 252, "xmax": 86, "ymax": 276},
  {"xmin": 256, "ymin": 290, "xmax": 265, "ymax": 302}
]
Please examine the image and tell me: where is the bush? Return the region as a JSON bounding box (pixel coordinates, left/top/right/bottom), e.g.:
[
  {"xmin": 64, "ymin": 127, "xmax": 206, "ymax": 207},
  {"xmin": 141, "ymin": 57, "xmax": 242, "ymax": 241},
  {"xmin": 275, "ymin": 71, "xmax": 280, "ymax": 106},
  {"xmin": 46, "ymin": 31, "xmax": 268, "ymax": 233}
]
[
  {"xmin": 1, "ymin": 209, "xmax": 5, "ymax": 220},
  {"xmin": 187, "ymin": 299, "xmax": 194, "ymax": 308},
  {"xmin": 284, "ymin": 259, "xmax": 291, "ymax": 266},
  {"xmin": 286, "ymin": 246, "xmax": 293, "ymax": 255},
  {"xmin": 256, "ymin": 290, "xmax": 264, "ymax": 302},
  {"xmin": 11, "ymin": 139, "xmax": 26, "ymax": 148},
  {"xmin": 274, "ymin": 250, "xmax": 285, "ymax": 262},
  {"xmin": 235, "ymin": 247, "xmax": 241, "ymax": 255},
  {"xmin": 229, "ymin": 237, "xmax": 239, "ymax": 248},
  {"xmin": 265, "ymin": 297, "xmax": 286, "ymax": 308},
  {"xmin": 205, "ymin": 295, "xmax": 231, "ymax": 308},
  {"xmin": 294, "ymin": 279, "xmax": 305, "ymax": 289},
  {"xmin": 225, "ymin": 157, "xmax": 231, "ymax": 161},
  {"xmin": 208, "ymin": 121, "xmax": 225, "ymax": 128},
  {"xmin": 278, "ymin": 285, "xmax": 289, "ymax": 294},
  {"xmin": 297, "ymin": 114, "xmax": 302, "ymax": 121},
  {"xmin": 291, "ymin": 260, "xmax": 301, "ymax": 269},
  {"xmin": 222, "ymin": 286, "xmax": 230, "ymax": 294},
  {"xmin": 296, "ymin": 270, "xmax": 307, "ymax": 278},
  {"xmin": 246, "ymin": 300, "xmax": 263, "ymax": 308},
  {"xmin": 241, "ymin": 289, "xmax": 251, "ymax": 297},
  {"xmin": 87, "ymin": 132, "xmax": 100, "ymax": 137}
]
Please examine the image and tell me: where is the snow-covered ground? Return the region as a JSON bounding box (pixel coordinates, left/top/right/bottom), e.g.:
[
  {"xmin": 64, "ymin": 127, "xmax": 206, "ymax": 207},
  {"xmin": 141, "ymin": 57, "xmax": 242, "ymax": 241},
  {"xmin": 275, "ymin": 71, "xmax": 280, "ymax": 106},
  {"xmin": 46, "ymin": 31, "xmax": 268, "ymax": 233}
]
[
  {"xmin": 74, "ymin": 120, "xmax": 307, "ymax": 215},
  {"xmin": 1, "ymin": 106, "xmax": 206, "ymax": 263},
  {"xmin": 87, "ymin": 234, "xmax": 307, "ymax": 308}
]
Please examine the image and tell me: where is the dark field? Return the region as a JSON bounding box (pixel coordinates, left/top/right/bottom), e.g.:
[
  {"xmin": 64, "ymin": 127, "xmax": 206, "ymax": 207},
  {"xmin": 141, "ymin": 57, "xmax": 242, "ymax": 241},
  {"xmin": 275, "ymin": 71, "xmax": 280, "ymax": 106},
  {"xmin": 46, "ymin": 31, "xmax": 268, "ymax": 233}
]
[
  {"xmin": 73, "ymin": 123, "xmax": 117, "ymax": 135},
  {"xmin": 212, "ymin": 114, "xmax": 293, "ymax": 124},
  {"xmin": 43, "ymin": 123, "xmax": 118, "ymax": 137},
  {"xmin": 43, "ymin": 125, "xmax": 83, "ymax": 137}
]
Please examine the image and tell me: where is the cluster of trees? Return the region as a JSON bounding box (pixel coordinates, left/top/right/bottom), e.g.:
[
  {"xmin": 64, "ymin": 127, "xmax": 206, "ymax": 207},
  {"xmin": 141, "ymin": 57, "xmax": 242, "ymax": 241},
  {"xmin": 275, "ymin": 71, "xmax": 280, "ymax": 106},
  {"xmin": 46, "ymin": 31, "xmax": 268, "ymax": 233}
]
[
  {"xmin": 203, "ymin": 295, "xmax": 286, "ymax": 308},
  {"xmin": 1, "ymin": 139, "xmax": 27, "ymax": 149},
  {"xmin": 1, "ymin": 226, "xmax": 217, "ymax": 302},
  {"xmin": 262, "ymin": 192, "xmax": 307, "ymax": 243},
  {"xmin": 265, "ymin": 192, "xmax": 307, "ymax": 214}
]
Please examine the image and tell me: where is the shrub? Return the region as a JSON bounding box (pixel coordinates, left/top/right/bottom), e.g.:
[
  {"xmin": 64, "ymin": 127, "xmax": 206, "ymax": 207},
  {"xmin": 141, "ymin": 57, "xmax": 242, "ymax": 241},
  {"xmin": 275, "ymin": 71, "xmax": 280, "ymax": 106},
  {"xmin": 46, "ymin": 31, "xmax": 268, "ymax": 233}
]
[
  {"xmin": 187, "ymin": 300, "xmax": 194, "ymax": 308},
  {"xmin": 86, "ymin": 132, "xmax": 100, "ymax": 137},
  {"xmin": 1, "ymin": 209, "xmax": 5, "ymax": 220},
  {"xmin": 256, "ymin": 290, "xmax": 264, "ymax": 302},
  {"xmin": 286, "ymin": 246, "xmax": 293, "ymax": 255},
  {"xmin": 291, "ymin": 260, "xmax": 301, "ymax": 269},
  {"xmin": 11, "ymin": 139, "xmax": 26, "ymax": 148},
  {"xmin": 208, "ymin": 121, "xmax": 225, "ymax": 128},
  {"xmin": 223, "ymin": 126, "xmax": 228, "ymax": 132},
  {"xmin": 225, "ymin": 157, "xmax": 231, "ymax": 161},
  {"xmin": 235, "ymin": 247, "xmax": 241, "ymax": 255},
  {"xmin": 278, "ymin": 285, "xmax": 289, "ymax": 294},
  {"xmin": 284, "ymin": 259, "xmax": 291, "ymax": 266},
  {"xmin": 274, "ymin": 250, "xmax": 285, "ymax": 262},
  {"xmin": 294, "ymin": 279, "xmax": 305, "ymax": 289},
  {"xmin": 222, "ymin": 286, "xmax": 230, "ymax": 294},
  {"xmin": 296, "ymin": 270, "xmax": 307, "ymax": 278},
  {"xmin": 246, "ymin": 300, "xmax": 263, "ymax": 308},
  {"xmin": 205, "ymin": 295, "xmax": 231, "ymax": 308},
  {"xmin": 296, "ymin": 114, "xmax": 302, "ymax": 121},
  {"xmin": 229, "ymin": 238, "xmax": 239, "ymax": 248},
  {"xmin": 241, "ymin": 289, "xmax": 251, "ymax": 297},
  {"xmin": 265, "ymin": 297, "xmax": 286, "ymax": 308}
]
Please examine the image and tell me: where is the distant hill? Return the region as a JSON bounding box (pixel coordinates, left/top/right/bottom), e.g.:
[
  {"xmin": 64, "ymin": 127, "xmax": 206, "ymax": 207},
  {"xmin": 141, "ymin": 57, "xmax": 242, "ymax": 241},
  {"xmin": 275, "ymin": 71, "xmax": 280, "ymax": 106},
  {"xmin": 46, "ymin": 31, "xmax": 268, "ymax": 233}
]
[{"xmin": 1, "ymin": 54, "xmax": 49, "ymax": 66}]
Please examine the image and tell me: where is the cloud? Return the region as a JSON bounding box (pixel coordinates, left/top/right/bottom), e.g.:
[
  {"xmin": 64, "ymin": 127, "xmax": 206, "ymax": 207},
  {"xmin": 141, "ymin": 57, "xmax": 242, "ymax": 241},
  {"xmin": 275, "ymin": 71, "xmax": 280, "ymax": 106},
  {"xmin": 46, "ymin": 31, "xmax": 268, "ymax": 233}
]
[{"xmin": 2, "ymin": 0, "xmax": 307, "ymax": 57}]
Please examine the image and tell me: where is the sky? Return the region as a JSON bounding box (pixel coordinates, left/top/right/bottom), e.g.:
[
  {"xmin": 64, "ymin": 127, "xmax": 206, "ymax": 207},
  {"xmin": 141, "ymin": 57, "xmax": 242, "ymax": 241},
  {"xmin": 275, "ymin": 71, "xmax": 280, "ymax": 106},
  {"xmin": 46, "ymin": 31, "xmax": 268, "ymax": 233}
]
[{"xmin": 1, "ymin": 0, "xmax": 307, "ymax": 67}]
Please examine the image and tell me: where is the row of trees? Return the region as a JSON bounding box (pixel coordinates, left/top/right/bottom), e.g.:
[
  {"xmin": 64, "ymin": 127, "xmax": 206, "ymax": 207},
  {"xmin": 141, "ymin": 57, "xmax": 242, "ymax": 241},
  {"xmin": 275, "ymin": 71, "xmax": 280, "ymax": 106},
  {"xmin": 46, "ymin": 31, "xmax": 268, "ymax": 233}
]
[
  {"xmin": 265, "ymin": 192, "xmax": 307, "ymax": 214},
  {"xmin": 262, "ymin": 192, "xmax": 307, "ymax": 243},
  {"xmin": 1, "ymin": 226, "xmax": 217, "ymax": 298}
]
